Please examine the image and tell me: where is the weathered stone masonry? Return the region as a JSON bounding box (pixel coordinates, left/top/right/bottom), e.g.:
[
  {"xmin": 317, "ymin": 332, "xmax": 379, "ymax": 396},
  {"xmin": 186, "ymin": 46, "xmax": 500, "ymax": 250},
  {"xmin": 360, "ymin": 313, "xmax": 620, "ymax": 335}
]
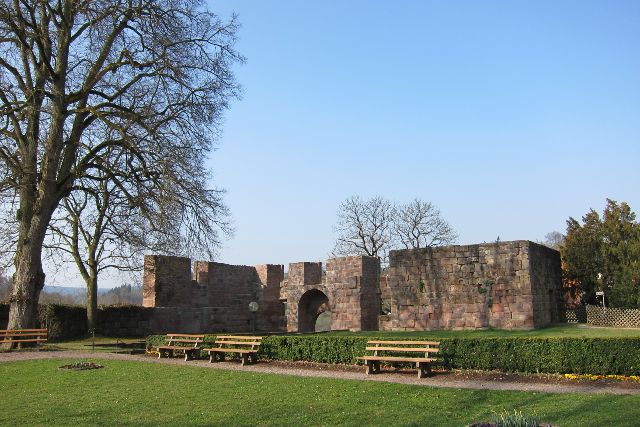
[
  {"xmin": 141, "ymin": 240, "xmax": 563, "ymax": 333},
  {"xmin": 380, "ymin": 240, "xmax": 563, "ymax": 330},
  {"xmin": 143, "ymin": 256, "xmax": 284, "ymax": 333},
  {"xmin": 285, "ymin": 256, "xmax": 380, "ymax": 332}
]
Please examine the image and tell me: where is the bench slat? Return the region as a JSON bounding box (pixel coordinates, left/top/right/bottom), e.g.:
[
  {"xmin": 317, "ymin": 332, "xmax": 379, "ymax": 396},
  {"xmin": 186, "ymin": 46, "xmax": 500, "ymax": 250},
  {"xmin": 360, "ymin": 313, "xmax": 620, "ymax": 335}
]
[
  {"xmin": 0, "ymin": 329, "xmax": 47, "ymax": 333},
  {"xmin": 166, "ymin": 334, "xmax": 205, "ymax": 338},
  {"xmin": 358, "ymin": 356, "xmax": 437, "ymax": 363},
  {"xmin": 0, "ymin": 338, "xmax": 48, "ymax": 343},
  {"xmin": 0, "ymin": 333, "xmax": 47, "ymax": 338},
  {"xmin": 205, "ymin": 348, "xmax": 258, "ymax": 354},
  {"xmin": 365, "ymin": 346, "xmax": 439, "ymax": 353},
  {"xmin": 214, "ymin": 340, "xmax": 261, "ymax": 346},
  {"xmin": 157, "ymin": 345, "xmax": 198, "ymax": 350},
  {"xmin": 167, "ymin": 338, "xmax": 203, "ymax": 343},
  {"xmin": 366, "ymin": 340, "xmax": 440, "ymax": 346},
  {"xmin": 216, "ymin": 335, "xmax": 262, "ymax": 341}
]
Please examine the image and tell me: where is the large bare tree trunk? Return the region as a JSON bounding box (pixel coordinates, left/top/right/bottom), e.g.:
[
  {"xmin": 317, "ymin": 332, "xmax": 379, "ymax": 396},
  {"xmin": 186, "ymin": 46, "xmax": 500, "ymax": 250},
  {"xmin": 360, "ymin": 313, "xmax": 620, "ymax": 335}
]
[
  {"xmin": 7, "ymin": 182, "xmax": 56, "ymax": 337},
  {"xmin": 86, "ymin": 271, "xmax": 98, "ymax": 333},
  {"xmin": 8, "ymin": 248, "xmax": 45, "ymax": 328},
  {"xmin": 5, "ymin": 216, "xmax": 49, "ymax": 348}
]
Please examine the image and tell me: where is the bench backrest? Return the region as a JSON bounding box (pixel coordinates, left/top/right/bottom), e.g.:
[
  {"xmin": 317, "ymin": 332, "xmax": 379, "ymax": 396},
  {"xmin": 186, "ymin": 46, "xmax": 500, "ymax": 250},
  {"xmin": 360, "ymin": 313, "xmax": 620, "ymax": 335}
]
[
  {"xmin": 366, "ymin": 340, "xmax": 440, "ymax": 358},
  {"xmin": 165, "ymin": 334, "xmax": 204, "ymax": 348},
  {"xmin": 0, "ymin": 328, "xmax": 48, "ymax": 344},
  {"xmin": 215, "ymin": 335, "xmax": 262, "ymax": 351}
]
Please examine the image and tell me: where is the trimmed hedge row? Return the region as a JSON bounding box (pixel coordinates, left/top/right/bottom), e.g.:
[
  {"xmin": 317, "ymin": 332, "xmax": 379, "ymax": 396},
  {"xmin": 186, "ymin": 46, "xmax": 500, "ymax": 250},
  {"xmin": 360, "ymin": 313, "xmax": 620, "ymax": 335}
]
[
  {"xmin": 145, "ymin": 334, "xmax": 640, "ymax": 376},
  {"xmin": 441, "ymin": 337, "xmax": 640, "ymax": 375},
  {"xmin": 1, "ymin": 303, "xmax": 87, "ymax": 340}
]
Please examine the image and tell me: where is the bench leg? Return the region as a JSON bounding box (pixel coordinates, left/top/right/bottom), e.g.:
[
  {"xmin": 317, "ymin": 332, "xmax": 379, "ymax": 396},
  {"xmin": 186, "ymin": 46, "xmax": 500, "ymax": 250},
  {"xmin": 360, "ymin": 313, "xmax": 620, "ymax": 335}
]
[
  {"xmin": 241, "ymin": 354, "xmax": 249, "ymax": 366},
  {"xmin": 418, "ymin": 362, "xmax": 431, "ymax": 378},
  {"xmin": 184, "ymin": 351, "xmax": 191, "ymax": 362},
  {"xmin": 157, "ymin": 349, "xmax": 163, "ymax": 359},
  {"xmin": 366, "ymin": 360, "xmax": 374, "ymax": 375},
  {"xmin": 210, "ymin": 352, "xmax": 225, "ymax": 363}
]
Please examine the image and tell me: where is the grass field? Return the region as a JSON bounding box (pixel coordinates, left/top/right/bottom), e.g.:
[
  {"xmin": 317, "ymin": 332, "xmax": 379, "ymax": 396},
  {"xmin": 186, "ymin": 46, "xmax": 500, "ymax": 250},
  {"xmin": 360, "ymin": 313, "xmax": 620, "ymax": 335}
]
[
  {"xmin": 44, "ymin": 336, "xmax": 145, "ymax": 353},
  {"xmin": 1, "ymin": 358, "xmax": 639, "ymax": 426}
]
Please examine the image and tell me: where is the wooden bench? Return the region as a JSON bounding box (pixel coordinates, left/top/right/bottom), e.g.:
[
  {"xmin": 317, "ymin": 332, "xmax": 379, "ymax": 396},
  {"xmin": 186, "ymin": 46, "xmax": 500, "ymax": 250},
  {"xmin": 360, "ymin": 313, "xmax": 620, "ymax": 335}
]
[
  {"xmin": 156, "ymin": 333, "xmax": 204, "ymax": 361},
  {"xmin": 357, "ymin": 340, "xmax": 440, "ymax": 378},
  {"xmin": 204, "ymin": 335, "xmax": 262, "ymax": 366},
  {"xmin": 0, "ymin": 329, "xmax": 48, "ymax": 348}
]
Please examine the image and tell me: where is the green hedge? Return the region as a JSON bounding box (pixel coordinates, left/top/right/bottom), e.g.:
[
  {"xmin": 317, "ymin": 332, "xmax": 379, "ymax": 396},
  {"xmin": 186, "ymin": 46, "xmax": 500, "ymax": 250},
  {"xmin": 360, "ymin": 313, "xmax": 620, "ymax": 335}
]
[
  {"xmin": 1, "ymin": 303, "xmax": 87, "ymax": 341},
  {"xmin": 39, "ymin": 304, "xmax": 87, "ymax": 340},
  {"xmin": 441, "ymin": 337, "xmax": 640, "ymax": 375},
  {"xmin": 146, "ymin": 334, "xmax": 640, "ymax": 376}
]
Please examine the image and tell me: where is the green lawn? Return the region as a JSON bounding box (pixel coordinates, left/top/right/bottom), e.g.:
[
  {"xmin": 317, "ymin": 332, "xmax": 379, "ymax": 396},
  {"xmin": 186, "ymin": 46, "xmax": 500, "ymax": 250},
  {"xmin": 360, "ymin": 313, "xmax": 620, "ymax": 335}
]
[
  {"xmin": 322, "ymin": 324, "xmax": 640, "ymax": 339},
  {"xmin": 1, "ymin": 358, "xmax": 639, "ymax": 426},
  {"xmin": 44, "ymin": 336, "xmax": 145, "ymax": 353}
]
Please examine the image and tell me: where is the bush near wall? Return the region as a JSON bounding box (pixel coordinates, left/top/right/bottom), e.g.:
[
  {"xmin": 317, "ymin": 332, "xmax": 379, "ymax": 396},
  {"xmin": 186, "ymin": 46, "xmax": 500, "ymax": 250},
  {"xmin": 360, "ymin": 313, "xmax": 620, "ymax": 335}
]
[
  {"xmin": 1, "ymin": 303, "xmax": 154, "ymax": 340},
  {"xmin": 145, "ymin": 335, "xmax": 640, "ymax": 376},
  {"xmin": 39, "ymin": 304, "xmax": 87, "ymax": 340},
  {"xmin": 0, "ymin": 303, "xmax": 87, "ymax": 340},
  {"xmin": 442, "ymin": 338, "xmax": 640, "ymax": 375}
]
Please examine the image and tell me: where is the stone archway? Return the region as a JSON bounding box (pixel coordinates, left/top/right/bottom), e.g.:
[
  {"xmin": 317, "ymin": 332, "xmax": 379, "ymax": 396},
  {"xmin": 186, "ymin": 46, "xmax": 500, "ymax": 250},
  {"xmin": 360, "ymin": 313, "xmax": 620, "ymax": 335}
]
[{"xmin": 298, "ymin": 289, "xmax": 331, "ymax": 332}]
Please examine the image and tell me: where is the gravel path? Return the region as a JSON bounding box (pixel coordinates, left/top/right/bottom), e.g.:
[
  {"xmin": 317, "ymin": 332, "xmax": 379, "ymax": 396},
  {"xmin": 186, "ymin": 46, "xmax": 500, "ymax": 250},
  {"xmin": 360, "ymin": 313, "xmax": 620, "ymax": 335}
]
[{"xmin": 1, "ymin": 350, "xmax": 639, "ymax": 396}]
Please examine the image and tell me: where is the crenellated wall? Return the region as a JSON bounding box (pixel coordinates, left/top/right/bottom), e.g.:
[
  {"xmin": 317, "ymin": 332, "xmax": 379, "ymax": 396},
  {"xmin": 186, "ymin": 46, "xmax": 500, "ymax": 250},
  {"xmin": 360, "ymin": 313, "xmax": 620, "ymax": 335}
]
[
  {"xmin": 143, "ymin": 257, "xmax": 284, "ymax": 333},
  {"xmin": 141, "ymin": 240, "xmax": 563, "ymax": 333},
  {"xmin": 284, "ymin": 256, "xmax": 380, "ymax": 332}
]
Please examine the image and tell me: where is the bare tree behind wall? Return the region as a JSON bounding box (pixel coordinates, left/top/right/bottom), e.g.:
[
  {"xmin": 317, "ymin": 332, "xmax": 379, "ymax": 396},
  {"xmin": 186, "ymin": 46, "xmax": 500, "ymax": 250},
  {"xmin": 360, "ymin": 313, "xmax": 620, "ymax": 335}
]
[
  {"xmin": 0, "ymin": 1, "xmax": 243, "ymax": 331},
  {"xmin": 332, "ymin": 196, "xmax": 458, "ymax": 265},
  {"xmin": 332, "ymin": 196, "xmax": 396, "ymax": 261},
  {"xmin": 393, "ymin": 199, "xmax": 457, "ymax": 249}
]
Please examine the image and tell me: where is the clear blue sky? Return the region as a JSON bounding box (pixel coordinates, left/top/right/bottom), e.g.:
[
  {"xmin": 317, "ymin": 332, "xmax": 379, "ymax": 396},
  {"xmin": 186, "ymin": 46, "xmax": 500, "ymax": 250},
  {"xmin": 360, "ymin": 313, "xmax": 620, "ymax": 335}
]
[
  {"xmin": 206, "ymin": 0, "xmax": 640, "ymax": 267},
  {"xmin": 47, "ymin": 1, "xmax": 640, "ymax": 288}
]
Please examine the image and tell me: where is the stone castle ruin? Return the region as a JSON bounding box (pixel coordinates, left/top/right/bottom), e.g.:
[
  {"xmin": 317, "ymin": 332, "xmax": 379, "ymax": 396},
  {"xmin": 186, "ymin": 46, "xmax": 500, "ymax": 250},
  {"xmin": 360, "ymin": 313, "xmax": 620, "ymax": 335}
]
[{"xmin": 142, "ymin": 240, "xmax": 564, "ymax": 333}]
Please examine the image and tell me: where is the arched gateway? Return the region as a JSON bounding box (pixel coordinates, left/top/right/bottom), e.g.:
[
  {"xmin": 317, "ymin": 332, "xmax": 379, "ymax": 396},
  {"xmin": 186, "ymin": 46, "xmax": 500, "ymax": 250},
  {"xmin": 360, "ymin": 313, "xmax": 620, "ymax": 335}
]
[
  {"xmin": 285, "ymin": 257, "xmax": 380, "ymax": 332},
  {"xmin": 297, "ymin": 289, "xmax": 330, "ymax": 332}
]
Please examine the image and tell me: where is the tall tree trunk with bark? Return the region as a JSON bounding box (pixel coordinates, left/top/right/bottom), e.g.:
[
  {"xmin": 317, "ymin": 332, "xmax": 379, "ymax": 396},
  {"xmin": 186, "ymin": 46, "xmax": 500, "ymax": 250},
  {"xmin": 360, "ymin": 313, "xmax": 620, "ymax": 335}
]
[
  {"xmin": 8, "ymin": 189, "xmax": 57, "ymax": 340},
  {"xmin": 86, "ymin": 270, "xmax": 98, "ymax": 332}
]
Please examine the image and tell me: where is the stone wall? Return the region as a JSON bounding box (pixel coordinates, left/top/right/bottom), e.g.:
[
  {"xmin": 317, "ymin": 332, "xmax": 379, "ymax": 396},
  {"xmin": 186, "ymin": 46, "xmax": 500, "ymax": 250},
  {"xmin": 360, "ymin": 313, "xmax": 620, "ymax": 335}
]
[
  {"xmin": 380, "ymin": 240, "xmax": 563, "ymax": 330},
  {"xmin": 285, "ymin": 261, "xmax": 325, "ymax": 332},
  {"xmin": 143, "ymin": 255, "xmax": 193, "ymax": 307},
  {"xmin": 144, "ymin": 255, "xmax": 285, "ymax": 333},
  {"xmin": 529, "ymin": 243, "xmax": 565, "ymax": 327},
  {"xmin": 326, "ymin": 256, "xmax": 380, "ymax": 331},
  {"xmin": 141, "ymin": 241, "xmax": 561, "ymax": 333},
  {"xmin": 256, "ymin": 264, "xmax": 286, "ymax": 331},
  {"xmin": 285, "ymin": 256, "xmax": 380, "ymax": 332}
]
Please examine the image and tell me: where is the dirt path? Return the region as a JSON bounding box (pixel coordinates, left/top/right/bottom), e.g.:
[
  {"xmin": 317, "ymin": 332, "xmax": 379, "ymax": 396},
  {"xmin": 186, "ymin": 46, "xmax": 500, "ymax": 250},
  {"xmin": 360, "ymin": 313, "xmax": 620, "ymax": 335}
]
[{"xmin": 1, "ymin": 350, "xmax": 639, "ymax": 396}]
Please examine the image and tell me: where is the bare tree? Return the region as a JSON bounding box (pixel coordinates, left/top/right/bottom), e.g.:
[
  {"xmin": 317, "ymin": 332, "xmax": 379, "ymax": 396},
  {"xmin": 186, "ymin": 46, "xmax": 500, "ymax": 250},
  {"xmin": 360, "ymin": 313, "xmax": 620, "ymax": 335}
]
[
  {"xmin": 0, "ymin": 1, "xmax": 243, "ymax": 331},
  {"xmin": 46, "ymin": 154, "xmax": 230, "ymax": 331},
  {"xmin": 332, "ymin": 197, "xmax": 458, "ymax": 264},
  {"xmin": 543, "ymin": 231, "xmax": 565, "ymax": 250},
  {"xmin": 393, "ymin": 199, "xmax": 457, "ymax": 249},
  {"xmin": 0, "ymin": 268, "xmax": 10, "ymax": 302},
  {"xmin": 332, "ymin": 196, "xmax": 396, "ymax": 260}
]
